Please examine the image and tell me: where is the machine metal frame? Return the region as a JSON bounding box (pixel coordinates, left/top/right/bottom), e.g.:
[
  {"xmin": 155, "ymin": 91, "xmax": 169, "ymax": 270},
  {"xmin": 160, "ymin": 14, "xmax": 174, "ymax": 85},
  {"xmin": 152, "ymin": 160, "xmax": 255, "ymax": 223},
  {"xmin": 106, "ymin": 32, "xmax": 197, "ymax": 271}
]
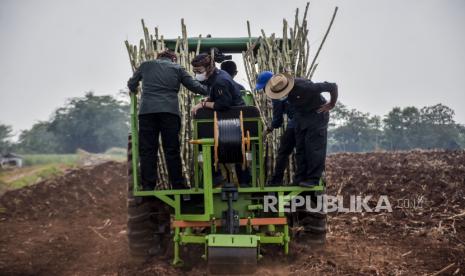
[{"xmin": 129, "ymin": 83, "xmax": 324, "ymax": 267}]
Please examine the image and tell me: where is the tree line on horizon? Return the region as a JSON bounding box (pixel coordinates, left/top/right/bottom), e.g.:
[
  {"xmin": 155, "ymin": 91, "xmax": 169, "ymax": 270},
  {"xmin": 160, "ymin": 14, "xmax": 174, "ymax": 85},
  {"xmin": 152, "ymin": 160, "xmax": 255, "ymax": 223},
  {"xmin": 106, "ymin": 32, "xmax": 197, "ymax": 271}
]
[
  {"xmin": 0, "ymin": 92, "xmax": 464, "ymax": 155},
  {"xmin": 0, "ymin": 92, "xmax": 129, "ymax": 155},
  {"xmin": 328, "ymin": 102, "xmax": 464, "ymax": 152}
]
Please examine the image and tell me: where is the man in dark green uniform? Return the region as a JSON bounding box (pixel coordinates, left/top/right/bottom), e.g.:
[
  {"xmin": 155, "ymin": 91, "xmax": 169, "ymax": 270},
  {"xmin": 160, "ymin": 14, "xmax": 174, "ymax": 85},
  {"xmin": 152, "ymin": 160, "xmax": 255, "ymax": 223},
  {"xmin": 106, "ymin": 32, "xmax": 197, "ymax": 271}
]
[
  {"xmin": 127, "ymin": 50, "xmax": 208, "ymax": 190},
  {"xmin": 264, "ymin": 73, "xmax": 338, "ymax": 187}
]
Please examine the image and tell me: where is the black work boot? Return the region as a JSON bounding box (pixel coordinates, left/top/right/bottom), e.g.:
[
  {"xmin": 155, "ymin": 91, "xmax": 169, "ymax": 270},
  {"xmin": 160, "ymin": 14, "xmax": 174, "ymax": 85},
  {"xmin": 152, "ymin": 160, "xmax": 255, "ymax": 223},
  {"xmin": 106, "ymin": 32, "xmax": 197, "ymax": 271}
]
[
  {"xmin": 172, "ymin": 183, "xmax": 189, "ymax": 190},
  {"xmin": 213, "ymin": 172, "xmax": 225, "ymax": 187},
  {"xmin": 170, "ymin": 176, "xmax": 189, "ymax": 190},
  {"xmin": 267, "ymin": 178, "xmax": 282, "ymax": 187},
  {"xmin": 299, "ymin": 179, "xmax": 320, "ymax": 188},
  {"xmin": 171, "ymin": 180, "xmax": 191, "ymax": 201},
  {"xmin": 141, "ymin": 179, "xmax": 156, "ymax": 191}
]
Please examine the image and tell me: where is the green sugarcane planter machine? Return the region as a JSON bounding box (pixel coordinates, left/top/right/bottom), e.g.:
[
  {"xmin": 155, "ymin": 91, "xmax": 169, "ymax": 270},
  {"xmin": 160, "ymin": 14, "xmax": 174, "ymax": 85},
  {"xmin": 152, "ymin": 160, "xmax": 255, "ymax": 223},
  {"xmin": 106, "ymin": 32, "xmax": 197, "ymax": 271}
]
[{"xmin": 127, "ymin": 38, "xmax": 326, "ymax": 275}]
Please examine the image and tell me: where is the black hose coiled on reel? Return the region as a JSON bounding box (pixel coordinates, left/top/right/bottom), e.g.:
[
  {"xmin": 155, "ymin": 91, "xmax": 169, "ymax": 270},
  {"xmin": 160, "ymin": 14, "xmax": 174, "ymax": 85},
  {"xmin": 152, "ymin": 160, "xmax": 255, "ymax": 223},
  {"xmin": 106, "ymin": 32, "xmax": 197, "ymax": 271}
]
[{"xmin": 217, "ymin": 119, "xmax": 243, "ymax": 163}]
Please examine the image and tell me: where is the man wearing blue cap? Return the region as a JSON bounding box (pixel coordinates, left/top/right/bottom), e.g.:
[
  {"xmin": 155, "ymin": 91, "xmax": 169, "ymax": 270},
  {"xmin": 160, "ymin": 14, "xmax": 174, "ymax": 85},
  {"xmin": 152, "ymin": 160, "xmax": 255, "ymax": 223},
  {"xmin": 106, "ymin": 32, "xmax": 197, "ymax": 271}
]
[
  {"xmin": 256, "ymin": 71, "xmax": 296, "ymax": 186},
  {"xmin": 257, "ymin": 71, "xmax": 338, "ymax": 187}
]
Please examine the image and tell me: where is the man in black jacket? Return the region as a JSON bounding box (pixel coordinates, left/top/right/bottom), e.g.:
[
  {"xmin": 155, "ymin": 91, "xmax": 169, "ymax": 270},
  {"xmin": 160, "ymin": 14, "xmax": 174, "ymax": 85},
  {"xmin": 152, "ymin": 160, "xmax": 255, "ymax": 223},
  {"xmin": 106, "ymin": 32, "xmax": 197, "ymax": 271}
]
[
  {"xmin": 220, "ymin": 60, "xmax": 246, "ymax": 91},
  {"xmin": 190, "ymin": 54, "xmax": 250, "ymax": 187},
  {"xmin": 264, "ymin": 73, "xmax": 338, "ymax": 187},
  {"xmin": 190, "ymin": 54, "xmax": 245, "ymax": 114},
  {"xmin": 127, "ymin": 50, "xmax": 208, "ymax": 190}
]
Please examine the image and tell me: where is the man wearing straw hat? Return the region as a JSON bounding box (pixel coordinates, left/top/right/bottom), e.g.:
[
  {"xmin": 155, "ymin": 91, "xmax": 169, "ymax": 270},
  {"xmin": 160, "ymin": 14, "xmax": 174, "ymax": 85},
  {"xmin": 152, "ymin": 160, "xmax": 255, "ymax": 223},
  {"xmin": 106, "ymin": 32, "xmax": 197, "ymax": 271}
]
[{"xmin": 262, "ymin": 72, "xmax": 338, "ymax": 187}]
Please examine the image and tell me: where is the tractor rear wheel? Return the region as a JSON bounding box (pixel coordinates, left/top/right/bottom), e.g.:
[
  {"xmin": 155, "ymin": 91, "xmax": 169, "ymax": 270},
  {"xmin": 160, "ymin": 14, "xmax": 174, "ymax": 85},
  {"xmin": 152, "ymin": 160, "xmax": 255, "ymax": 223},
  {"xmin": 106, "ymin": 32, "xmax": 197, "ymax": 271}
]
[
  {"xmin": 299, "ymin": 208, "xmax": 327, "ymax": 244},
  {"xmin": 126, "ymin": 134, "xmax": 170, "ymax": 259},
  {"xmin": 291, "ymin": 190, "xmax": 327, "ymax": 245}
]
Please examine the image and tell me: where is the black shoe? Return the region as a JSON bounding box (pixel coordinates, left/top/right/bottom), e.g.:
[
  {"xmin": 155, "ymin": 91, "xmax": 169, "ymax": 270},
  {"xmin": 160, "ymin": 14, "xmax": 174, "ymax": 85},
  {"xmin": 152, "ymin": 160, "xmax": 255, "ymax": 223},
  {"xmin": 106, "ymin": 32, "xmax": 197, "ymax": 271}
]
[
  {"xmin": 239, "ymin": 182, "xmax": 251, "ymax": 188},
  {"xmin": 141, "ymin": 186, "xmax": 155, "ymax": 191},
  {"xmin": 213, "ymin": 173, "xmax": 225, "ymax": 186},
  {"xmin": 299, "ymin": 180, "xmax": 320, "ymax": 188},
  {"xmin": 292, "ymin": 178, "xmax": 303, "ymax": 186},
  {"xmin": 267, "ymin": 180, "xmax": 281, "ymax": 187},
  {"xmin": 172, "ymin": 183, "xmax": 190, "ymax": 190}
]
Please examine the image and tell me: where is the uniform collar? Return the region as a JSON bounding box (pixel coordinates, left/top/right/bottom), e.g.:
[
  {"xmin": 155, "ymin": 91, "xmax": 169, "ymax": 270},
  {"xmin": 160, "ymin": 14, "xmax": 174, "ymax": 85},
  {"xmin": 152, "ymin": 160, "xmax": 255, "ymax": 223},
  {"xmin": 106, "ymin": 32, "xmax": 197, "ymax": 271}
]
[{"xmin": 205, "ymin": 68, "xmax": 220, "ymax": 86}]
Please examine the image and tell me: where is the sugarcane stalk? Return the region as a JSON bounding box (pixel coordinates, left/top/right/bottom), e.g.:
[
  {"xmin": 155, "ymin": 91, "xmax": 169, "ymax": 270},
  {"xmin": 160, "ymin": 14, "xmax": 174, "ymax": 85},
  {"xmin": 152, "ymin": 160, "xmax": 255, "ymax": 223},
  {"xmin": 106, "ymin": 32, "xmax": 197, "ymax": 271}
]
[
  {"xmin": 307, "ymin": 6, "xmax": 338, "ymax": 77},
  {"xmin": 308, "ymin": 63, "xmax": 318, "ymax": 80},
  {"xmin": 196, "ymin": 34, "xmax": 202, "ymax": 55}
]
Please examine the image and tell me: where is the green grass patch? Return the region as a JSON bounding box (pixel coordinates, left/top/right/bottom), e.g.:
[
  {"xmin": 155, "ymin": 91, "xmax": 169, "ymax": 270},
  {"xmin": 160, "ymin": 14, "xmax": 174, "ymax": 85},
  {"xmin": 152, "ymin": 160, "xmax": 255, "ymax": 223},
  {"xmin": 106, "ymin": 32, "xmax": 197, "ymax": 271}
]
[
  {"xmin": 22, "ymin": 154, "xmax": 79, "ymax": 166},
  {"xmin": 0, "ymin": 151, "xmax": 126, "ymax": 192},
  {"xmin": 22, "ymin": 151, "xmax": 126, "ymax": 166},
  {"xmin": 8, "ymin": 165, "xmax": 63, "ymax": 188},
  {"xmin": 0, "ymin": 163, "xmax": 72, "ymax": 190}
]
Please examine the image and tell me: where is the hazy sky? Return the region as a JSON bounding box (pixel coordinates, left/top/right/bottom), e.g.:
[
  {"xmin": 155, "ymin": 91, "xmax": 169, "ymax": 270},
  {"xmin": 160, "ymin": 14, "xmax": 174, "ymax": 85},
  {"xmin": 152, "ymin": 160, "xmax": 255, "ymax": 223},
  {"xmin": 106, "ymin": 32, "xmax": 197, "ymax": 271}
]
[{"xmin": 1, "ymin": 0, "xmax": 464, "ymax": 137}]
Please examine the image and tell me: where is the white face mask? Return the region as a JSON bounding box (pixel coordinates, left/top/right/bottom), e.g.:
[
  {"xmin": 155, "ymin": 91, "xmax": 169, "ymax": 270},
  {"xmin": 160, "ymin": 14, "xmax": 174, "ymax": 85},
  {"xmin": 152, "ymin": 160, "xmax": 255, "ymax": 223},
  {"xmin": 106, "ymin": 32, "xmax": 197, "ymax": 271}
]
[{"xmin": 195, "ymin": 72, "xmax": 207, "ymax": 82}]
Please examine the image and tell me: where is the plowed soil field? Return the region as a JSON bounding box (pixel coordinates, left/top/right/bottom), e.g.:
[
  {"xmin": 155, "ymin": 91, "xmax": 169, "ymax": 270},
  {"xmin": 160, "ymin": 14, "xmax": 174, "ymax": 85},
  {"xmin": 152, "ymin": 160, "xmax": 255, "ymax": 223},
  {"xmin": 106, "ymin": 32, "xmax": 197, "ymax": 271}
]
[{"xmin": 1, "ymin": 150, "xmax": 464, "ymax": 275}]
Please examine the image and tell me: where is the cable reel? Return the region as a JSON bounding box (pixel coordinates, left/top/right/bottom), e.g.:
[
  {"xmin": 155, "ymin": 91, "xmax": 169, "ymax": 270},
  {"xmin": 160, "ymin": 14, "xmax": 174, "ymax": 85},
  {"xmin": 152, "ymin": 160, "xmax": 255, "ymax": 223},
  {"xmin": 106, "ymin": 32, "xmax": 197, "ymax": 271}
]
[{"xmin": 214, "ymin": 111, "xmax": 251, "ymax": 171}]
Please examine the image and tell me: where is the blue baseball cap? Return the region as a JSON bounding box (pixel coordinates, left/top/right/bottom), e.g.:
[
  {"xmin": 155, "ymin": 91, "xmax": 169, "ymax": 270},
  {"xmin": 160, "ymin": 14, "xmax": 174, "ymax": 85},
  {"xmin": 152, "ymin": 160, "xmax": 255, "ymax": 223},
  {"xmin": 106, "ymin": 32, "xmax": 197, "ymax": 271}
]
[{"xmin": 255, "ymin": 71, "xmax": 274, "ymax": 91}]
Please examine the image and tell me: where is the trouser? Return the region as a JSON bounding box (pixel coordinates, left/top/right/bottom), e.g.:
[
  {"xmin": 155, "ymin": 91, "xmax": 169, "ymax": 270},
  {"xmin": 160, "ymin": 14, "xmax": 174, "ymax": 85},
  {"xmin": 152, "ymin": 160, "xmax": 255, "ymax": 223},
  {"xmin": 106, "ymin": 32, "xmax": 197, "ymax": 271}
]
[
  {"xmin": 138, "ymin": 113, "xmax": 185, "ymax": 189},
  {"xmin": 235, "ymin": 164, "xmax": 251, "ymax": 187},
  {"xmin": 270, "ymin": 127, "xmax": 296, "ymax": 184},
  {"xmin": 294, "ymin": 112, "xmax": 329, "ymax": 184}
]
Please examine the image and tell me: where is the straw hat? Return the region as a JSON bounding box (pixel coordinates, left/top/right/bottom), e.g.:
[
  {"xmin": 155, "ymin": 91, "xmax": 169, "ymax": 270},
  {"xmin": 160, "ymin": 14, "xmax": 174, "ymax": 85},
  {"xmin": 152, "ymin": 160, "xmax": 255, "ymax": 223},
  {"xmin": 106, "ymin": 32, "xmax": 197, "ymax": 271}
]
[{"xmin": 264, "ymin": 73, "xmax": 295, "ymax": 99}]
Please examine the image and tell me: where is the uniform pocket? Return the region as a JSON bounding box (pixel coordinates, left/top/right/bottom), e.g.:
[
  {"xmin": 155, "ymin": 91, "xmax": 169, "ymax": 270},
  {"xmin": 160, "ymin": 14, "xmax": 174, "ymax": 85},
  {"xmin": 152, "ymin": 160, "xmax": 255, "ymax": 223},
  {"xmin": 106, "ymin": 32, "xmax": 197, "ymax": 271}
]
[{"xmin": 308, "ymin": 127, "xmax": 327, "ymax": 150}]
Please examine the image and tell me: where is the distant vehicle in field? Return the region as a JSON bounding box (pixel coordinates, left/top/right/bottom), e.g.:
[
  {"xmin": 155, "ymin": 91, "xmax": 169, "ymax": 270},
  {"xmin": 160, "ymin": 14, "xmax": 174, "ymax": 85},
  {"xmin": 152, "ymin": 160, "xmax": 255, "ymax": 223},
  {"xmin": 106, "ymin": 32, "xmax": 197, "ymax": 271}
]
[{"xmin": 0, "ymin": 153, "xmax": 23, "ymax": 168}]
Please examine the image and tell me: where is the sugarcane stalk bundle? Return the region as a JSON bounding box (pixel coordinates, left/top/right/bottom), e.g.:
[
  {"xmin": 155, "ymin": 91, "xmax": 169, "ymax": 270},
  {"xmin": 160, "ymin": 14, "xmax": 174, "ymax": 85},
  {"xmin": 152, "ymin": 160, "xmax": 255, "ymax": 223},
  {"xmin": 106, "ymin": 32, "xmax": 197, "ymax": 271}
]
[
  {"xmin": 243, "ymin": 3, "xmax": 338, "ymax": 184},
  {"xmin": 125, "ymin": 19, "xmax": 199, "ymax": 188}
]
